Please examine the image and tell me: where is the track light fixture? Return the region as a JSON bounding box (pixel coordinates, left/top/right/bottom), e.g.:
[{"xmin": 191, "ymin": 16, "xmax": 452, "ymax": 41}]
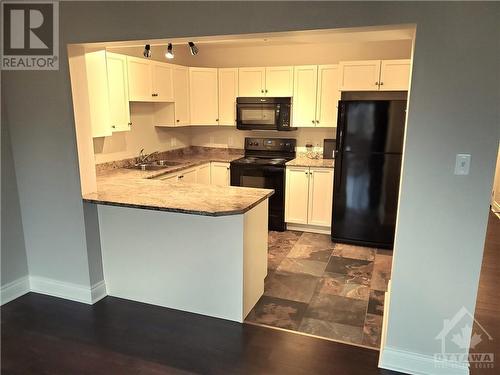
[
  {"xmin": 143, "ymin": 44, "xmax": 152, "ymax": 58},
  {"xmin": 165, "ymin": 43, "xmax": 174, "ymax": 59},
  {"xmin": 188, "ymin": 42, "xmax": 199, "ymax": 56}
]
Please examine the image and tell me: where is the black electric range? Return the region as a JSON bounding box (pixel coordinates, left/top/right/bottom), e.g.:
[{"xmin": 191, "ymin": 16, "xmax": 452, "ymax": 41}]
[{"xmin": 230, "ymin": 137, "xmax": 296, "ymax": 231}]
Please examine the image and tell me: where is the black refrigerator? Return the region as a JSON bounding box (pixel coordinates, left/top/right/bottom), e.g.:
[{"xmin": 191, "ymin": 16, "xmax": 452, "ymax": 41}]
[{"xmin": 332, "ymin": 100, "xmax": 406, "ymax": 249}]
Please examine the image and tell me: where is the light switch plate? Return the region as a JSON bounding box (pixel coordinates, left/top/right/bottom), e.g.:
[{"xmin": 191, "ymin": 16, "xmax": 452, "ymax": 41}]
[{"xmin": 454, "ymin": 154, "xmax": 471, "ymax": 175}]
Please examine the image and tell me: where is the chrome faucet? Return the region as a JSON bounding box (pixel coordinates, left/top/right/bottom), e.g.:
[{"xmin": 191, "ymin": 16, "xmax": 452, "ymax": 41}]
[{"xmin": 137, "ymin": 149, "xmax": 159, "ymax": 165}]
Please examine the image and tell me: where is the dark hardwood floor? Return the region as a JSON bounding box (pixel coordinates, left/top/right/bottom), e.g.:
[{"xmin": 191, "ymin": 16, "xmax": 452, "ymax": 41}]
[
  {"xmin": 2, "ymin": 213, "xmax": 498, "ymax": 375},
  {"xmin": 1, "ymin": 293, "xmax": 401, "ymax": 374},
  {"xmin": 471, "ymin": 212, "xmax": 500, "ymax": 374}
]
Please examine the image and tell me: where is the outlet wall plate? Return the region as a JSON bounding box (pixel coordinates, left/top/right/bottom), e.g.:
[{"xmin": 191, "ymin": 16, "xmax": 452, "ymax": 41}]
[{"xmin": 454, "ymin": 153, "xmax": 471, "ymax": 175}]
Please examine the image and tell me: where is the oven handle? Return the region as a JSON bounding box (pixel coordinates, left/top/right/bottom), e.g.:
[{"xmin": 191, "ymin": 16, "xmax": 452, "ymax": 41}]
[{"xmin": 231, "ymin": 164, "xmax": 285, "ymax": 173}]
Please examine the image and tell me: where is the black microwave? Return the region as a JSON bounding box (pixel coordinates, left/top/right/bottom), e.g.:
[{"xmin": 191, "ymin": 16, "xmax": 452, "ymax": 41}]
[{"xmin": 236, "ymin": 97, "xmax": 296, "ymax": 131}]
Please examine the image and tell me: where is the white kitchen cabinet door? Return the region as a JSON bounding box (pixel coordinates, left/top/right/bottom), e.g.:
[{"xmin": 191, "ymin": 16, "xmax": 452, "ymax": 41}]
[
  {"xmin": 339, "ymin": 60, "xmax": 381, "ymax": 91},
  {"xmin": 285, "ymin": 167, "xmax": 310, "ymax": 224},
  {"xmin": 84, "ymin": 50, "xmax": 112, "ymax": 137},
  {"xmin": 173, "ymin": 65, "xmax": 190, "ymax": 126},
  {"xmin": 152, "ymin": 62, "xmax": 174, "ymax": 102},
  {"xmin": 316, "ymin": 64, "xmax": 340, "ymax": 128},
  {"xmin": 218, "ymin": 68, "xmax": 238, "ymax": 126},
  {"xmin": 292, "ymin": 65, "xmax": 318, "ymax": 127},
  {"xmin": 307, "ymin": 168, "xmax": 334, "ymax": 227},
  {"xmin": 238, "ymin": 67, "xmax": 266, "ymax": 97},
  {"xmin": 197, "ymin": 163, "xmax": 211, "ymax": 184},
  {"xmin": 265, "ymin": 66, "xmax": 294, "ymax": 97},
  {"xmin": 379, "ymin": 59, "xmax": 411, "ymax": 91},
  {"xmin": 106, "ymin": 52, "xmax": 131, "ymax": 132},
  {"xmin": 189, "ymin": 67, "xmax": 219, "ymax": 126},
  {"xmin": 211, "ymin": 162, "xmax": 230, "ymax": 186},
  {"xmin": 158, "ymin": 172, "xmax": 178, "ymax": 181},
  {"xmin": 127, "ymin": 56, "xmax": 153, "ymax": 101},
  {"xmin": 179, "ymin": 167, "xmax": 197, "ymax": 183}
]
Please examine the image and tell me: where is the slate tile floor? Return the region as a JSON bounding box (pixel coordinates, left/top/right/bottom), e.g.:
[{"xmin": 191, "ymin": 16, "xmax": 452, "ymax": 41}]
[{"xmin": 245, "ymin": 231, "xmax": 393, "ymax": 349}]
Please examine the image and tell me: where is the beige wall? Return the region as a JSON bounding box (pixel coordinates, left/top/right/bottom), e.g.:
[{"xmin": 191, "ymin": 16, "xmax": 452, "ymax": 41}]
[
  {"xmin": 189, "ymin": 126, "xmax": 335, "ymax": 150},
  {"xmin": 110, "ymin": 39, "xmax": 412, "ymax": 67},
  {"xmin": 93, "ymin": 103, "xmax": 191, "ymax": 164}
]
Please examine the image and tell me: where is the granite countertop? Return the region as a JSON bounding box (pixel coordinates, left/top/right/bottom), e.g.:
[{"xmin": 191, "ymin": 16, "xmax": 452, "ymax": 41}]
[
  {"xmin": 286, "ymin": 156, "xmax": 334, "ymax": 168},
  {"xmin": 84, "ymin": 149, "xmax": 274, "ymax": 216}
]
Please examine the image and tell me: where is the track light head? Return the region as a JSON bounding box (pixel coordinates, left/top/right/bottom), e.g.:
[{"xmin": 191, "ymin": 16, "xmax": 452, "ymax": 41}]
[
  {"xmin": 188, "ymin": 42, "xmax": 199, "ymax": 56},
  {"xmin": 165, "ymin": 43, "xmax": 174, "ymax": 59},
  {"xmin": 143, "ymin": 44, "xmax": 152, "ymax": 58}
]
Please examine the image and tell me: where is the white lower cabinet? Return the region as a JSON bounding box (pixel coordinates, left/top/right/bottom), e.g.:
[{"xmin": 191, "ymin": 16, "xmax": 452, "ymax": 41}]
[
  {"xmin": 285, "ymin": 166, "xmax": 334, "ymax": 227},
  {"xmin": 197, "ymin": 163, "xmax": 211, "ymax": 184},
  {"xmin": 178, "ymin": 167, "xmax": 197, "ymax": 183},
  {"xmin": 210, "ymin": 162, "xmax": 230, "ymax": 186},
  {"xmin": 307, "ymin": 168, "xmax": 334, "ymax": 226},
  {"xmin": 156, "ymin": 162, "xmax": 223, "ymax": 185}
]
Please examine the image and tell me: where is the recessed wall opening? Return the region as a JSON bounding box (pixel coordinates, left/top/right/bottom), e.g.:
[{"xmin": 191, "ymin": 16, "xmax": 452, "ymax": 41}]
[{"xmin": 67, "ymin": 23, "xmax": 416, "ymax": 353}]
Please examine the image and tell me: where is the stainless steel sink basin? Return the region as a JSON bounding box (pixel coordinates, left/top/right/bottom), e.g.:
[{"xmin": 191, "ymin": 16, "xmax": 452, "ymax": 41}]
[
  {"xmin": 129, "ymin": 160, "xmax": 184, "ymax": 171},
  {"xmin": 152, "ymin": 160, "xmax": 184, "ymax": 167},
  {"xmin": 130, "ymin": 164, "xmax": 168, "ymax": 171}
]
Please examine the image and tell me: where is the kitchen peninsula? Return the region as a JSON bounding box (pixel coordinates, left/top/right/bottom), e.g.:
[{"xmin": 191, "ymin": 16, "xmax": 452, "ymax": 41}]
[{"xmin": 84, "ymin": 149, "xmax": 273, "ymax": 323}]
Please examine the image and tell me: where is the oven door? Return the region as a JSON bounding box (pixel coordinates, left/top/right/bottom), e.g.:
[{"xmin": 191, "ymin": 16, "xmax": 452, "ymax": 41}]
[
  {"xmin": 236, "ymin": 102, "xmax": 279, "ymax": 130},
  {"xmin": 230, "ymin": 164, "xmax": 286, "ymax": 231}
]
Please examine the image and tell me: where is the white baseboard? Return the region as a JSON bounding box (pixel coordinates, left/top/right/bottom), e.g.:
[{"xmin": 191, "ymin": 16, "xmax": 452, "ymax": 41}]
[
  {"xmin": 1, "ymin": 276, "xmax": 30, "ymax": 305},
  {"xmin": 29, "ymin": 276, "xmax": 107, "ymax": 305},
  {"xmin": 286, "ymin": 223, "xmax": 331, "ymax": 234},
  {"xmin": 90, "ymin": 280, "xmax": 107, "ymax": 303},
  {"xmin": 379, "ymin": 346, "xmax": 469, "ymax": 375}
]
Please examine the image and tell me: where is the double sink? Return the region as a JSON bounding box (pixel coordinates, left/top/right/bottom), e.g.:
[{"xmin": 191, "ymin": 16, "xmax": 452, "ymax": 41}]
[{"xmin": 130, "ymin": 160, "xmax": 184, "ymax": 171}]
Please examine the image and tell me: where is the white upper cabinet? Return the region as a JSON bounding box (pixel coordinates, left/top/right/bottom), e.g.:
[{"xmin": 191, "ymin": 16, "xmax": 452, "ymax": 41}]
[
  {"xmin": 307, "ymin": 168, "xmax": 334, "ymax": 226},
  {"xmin": 127, "ymin": 56, "xmax": 153, "ymax": 101},
  {"xmin": 238, "ymin": 66, "xmax": 293, "ymax": 97},
  {"xmin": 339, "ymin": 59, "xmax": 410, "ymax": 91},
  {"xmin": 265, "ymin": 66, "xmax": 294, "ymax": 97},
  {"xmin": 293, "ymin": 65, "xmax": 318, "ymax": 127},
  {"xmin": 218, "ymin": 68, "xmax": 238, "ymax": 126},
  {"xmin": 238, "ymin": 67, "xmax": 266, "ymax": 96},
  {"xmin": 316, "ymin": 64, "xmax": 340, "ymax": 128},
  {"xmin": 172, "ymin": 65, "xmax": 190, "ymax": 125},
  {"xmin": 379, "ymin": 59, "xmax": 411, "ymax": 91},
  {"xmin": 126, "ymin": 56, "xmax": 174, "ymax": 101},
  {"xmin": 106, "ymin": 52, "xmax": 131, "ymax": 132},
  {"xmin": 339, "ymin": 60, "xmax": 381, "ymax": 91},
  {"xmin": 189, "ymin": 67, "xmax": 219, "ymax": 126},
  {"xmin": 151, "ymin": 62, "xmax": 174, "ymax": 101},
  {"xmin": 83, "ymin": 50, "xmax": 112, "ymax": 137}
]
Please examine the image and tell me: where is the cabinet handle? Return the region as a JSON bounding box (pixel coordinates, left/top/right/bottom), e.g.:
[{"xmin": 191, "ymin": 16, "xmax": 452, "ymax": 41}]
[
  {"xmin": 179, "ymin": 175, "xmax": 184, "ymax": 179},
  {"xmin": 316, "ymin": 120, "xmax": 320, "ymax": 124},
  {"xmin": 112, "ymin": 125, "xmax": 116, "ymax": 129},
  {"xmin": 226, "ymin": 167, "xmax": 230, "ymax": 170},
  {"xmin": 375, "ymin": 82, "xmax": 379, "ymax": 86},
  {"xmin": 261, "ymin": 89, "xmax": 264, "ymax": 93},
  {"xmin": 176, "ymin": 119, "xmax": 180, "ymax": 123},
  {"xmin": 265, "ymin": 89, "xmax": 268, "ymax": 93},
  {"xmin": 216, "ymin": 118, "xmax": 219, "ymax": 122},
  {"xmin": 380, "ymin": 82, "xmax": 384, "ymax": 86},
  {"xmin": 305, "ymin": 171, "xmax": 309, "ymax": 175},
  {"xmin": 311, "ymin": 120, "xmax": 315, "ymax": 124}
]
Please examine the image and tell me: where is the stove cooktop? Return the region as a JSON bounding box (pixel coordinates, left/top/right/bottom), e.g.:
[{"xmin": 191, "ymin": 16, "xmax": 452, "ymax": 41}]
[{"xmin": 231, "ymin": 156, "xmax": 290, "ymax": 166}]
